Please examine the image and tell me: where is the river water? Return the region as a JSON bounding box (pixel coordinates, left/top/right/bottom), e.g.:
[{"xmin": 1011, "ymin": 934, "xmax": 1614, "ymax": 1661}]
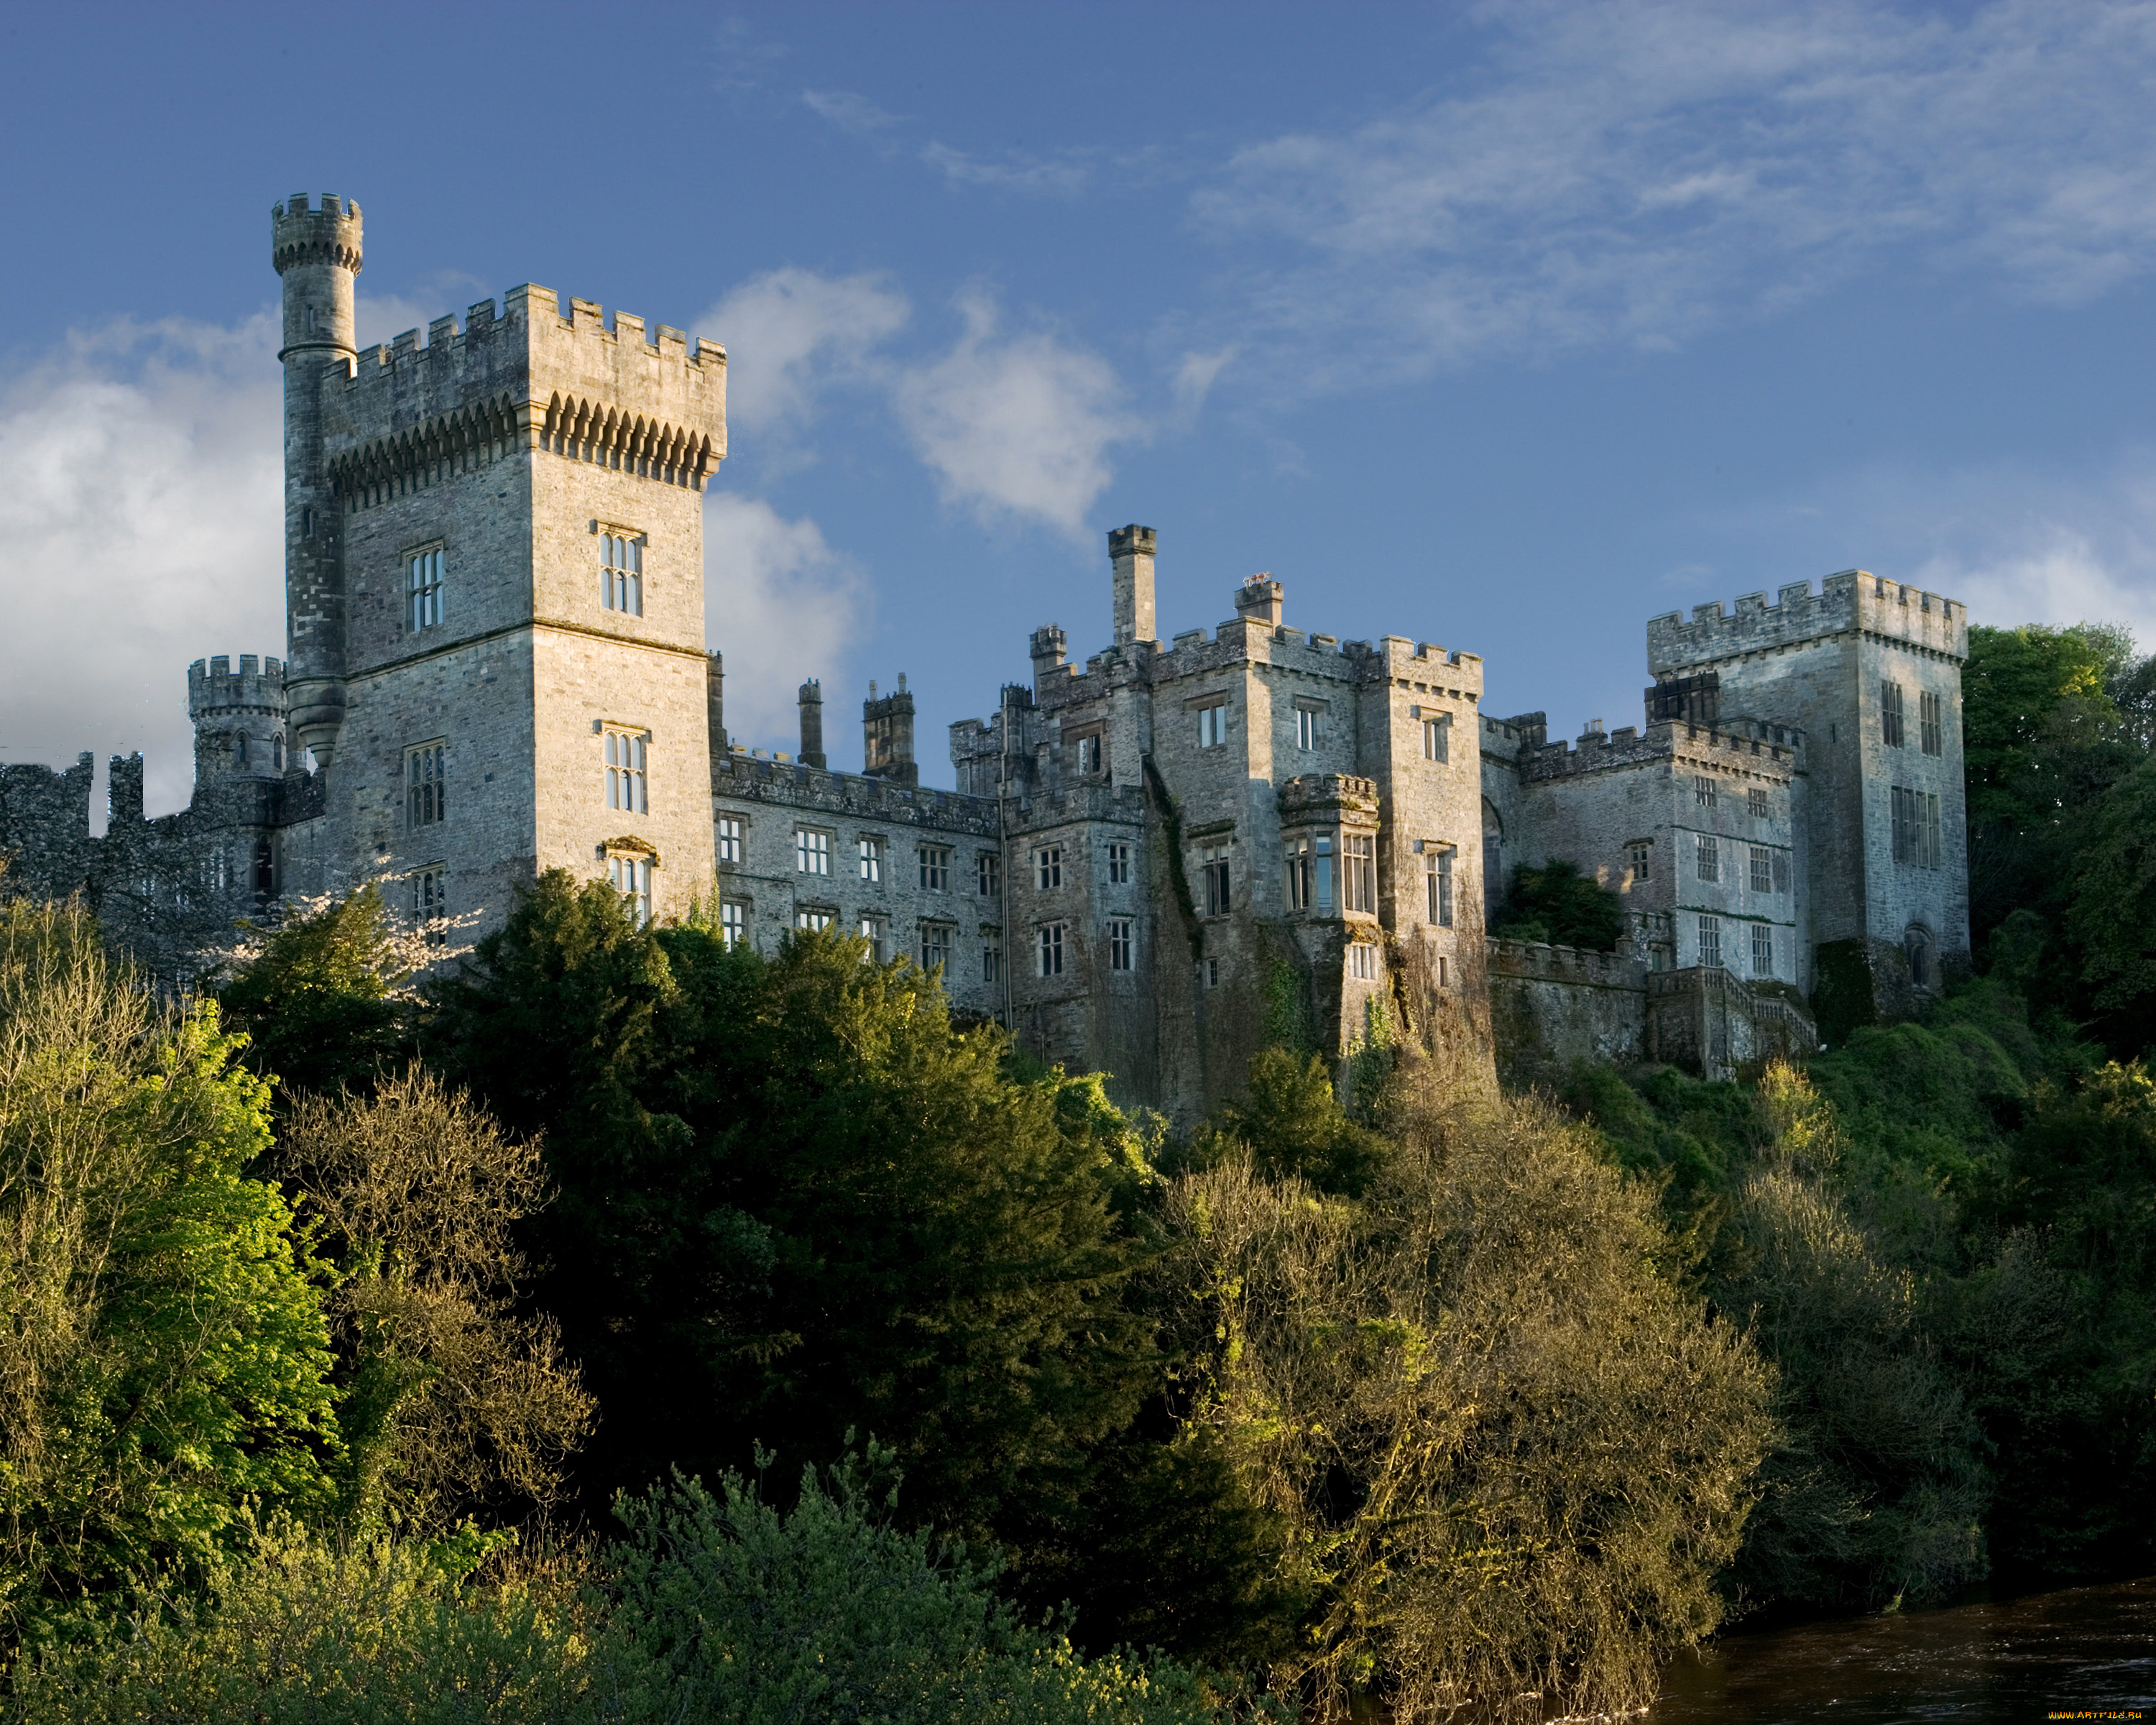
[{"xmin": 1646, "ymin": 1577, "xmax": 2156, "ymax": 1723}]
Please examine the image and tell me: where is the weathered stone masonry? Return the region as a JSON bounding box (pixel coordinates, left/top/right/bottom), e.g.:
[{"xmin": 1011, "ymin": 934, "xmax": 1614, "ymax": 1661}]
[{"xmin": 0, "ymin": 195, "xmax": 1973, "ymax": 1121}]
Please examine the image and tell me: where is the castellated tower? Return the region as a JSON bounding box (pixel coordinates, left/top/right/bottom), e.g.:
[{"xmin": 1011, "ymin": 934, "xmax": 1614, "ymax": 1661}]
[
  {"xmin": 1647, "ymin": 573, "xmax": 1971, "ymax": 1011},
  {"xmin": 274, "ymin": 194, "xmax": 727, "ymax": 932},
  {"xmin": 273, "ymin": 194, "xmax": 362, "ymax": 765}
]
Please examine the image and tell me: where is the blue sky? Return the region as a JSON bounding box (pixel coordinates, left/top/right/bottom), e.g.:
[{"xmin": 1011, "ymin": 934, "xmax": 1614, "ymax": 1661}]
[{"xmin": 5, "ymin": 1, "xmax": 2156, "ymax": 812}]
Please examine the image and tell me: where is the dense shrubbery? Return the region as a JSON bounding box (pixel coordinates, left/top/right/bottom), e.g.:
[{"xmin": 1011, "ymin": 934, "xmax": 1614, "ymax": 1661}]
[{"xmin": 9, "ymin": 612, "xmax": 2156, "ymax": 1716}]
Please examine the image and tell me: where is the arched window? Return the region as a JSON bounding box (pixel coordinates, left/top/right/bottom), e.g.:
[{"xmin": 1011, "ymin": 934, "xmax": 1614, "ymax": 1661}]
[
  {"xmin": 234, "ymin": 731, "xmax": 248, "ymax": 766},
  {"xmin": 252, "ymin": 840, "xmax": 275, "ymax": 896},
  {"xmin": 1905, "ymin": 924, "xmax": 1932, "ymax": 990}
]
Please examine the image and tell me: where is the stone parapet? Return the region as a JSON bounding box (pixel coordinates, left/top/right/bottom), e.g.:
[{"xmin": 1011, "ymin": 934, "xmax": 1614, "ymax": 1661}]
[{"xmin": 1649, "ymin": 571, "xmax": 1968, "ymax": 674}]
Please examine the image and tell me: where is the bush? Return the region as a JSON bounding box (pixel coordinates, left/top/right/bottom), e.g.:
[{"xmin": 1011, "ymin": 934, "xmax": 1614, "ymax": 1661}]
[{"xmin": 1171, "ymin": 1077, "xmax": 1773, "ymax": 1719}]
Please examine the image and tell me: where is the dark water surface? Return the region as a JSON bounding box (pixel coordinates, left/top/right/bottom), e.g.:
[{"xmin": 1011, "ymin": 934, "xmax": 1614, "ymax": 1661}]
[{"xmin": 1646, "ymin": 1578, "xmax": 2156, "ymax": 1723}]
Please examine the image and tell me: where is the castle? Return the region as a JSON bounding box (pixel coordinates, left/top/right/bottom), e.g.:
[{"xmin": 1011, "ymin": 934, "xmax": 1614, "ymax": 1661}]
[{"xmin": 0, "ymin": 197, "xmax": 1973, "ymax": 1122}]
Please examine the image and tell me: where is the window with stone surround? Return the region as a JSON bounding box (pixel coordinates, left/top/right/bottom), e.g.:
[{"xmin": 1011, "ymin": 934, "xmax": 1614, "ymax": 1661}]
[
  {"xmin": 1073, "ymin": 731, "xmax": 1104, "ymax": 776},
  {"xmin": 795, "ymin": 827, "xmax": 831, "ymax": 876},
  {"xmin": 1296, "ymin": 702, "xmax": 1322, "ymax": 751},
  {"xmin": 1892, "ymin": 787, "xmax": 1942, "ymax": 868},
  {"xmin": 604, "ymin": 729, "xmax": 648, "ymax": 814},
  {"xmin": 1695, "ymin": 774, "xmax": 1718, "ymax": 810},
  {"xmin": 1752, "ymin": 922, "xmax": 1774, "ymax": 978},
  {"xmin": 1921, "ymin": 691, "xmax": 1943, "ymax": 756},
  {"xmin": 795, "ymin": 907, "xmax": 834, "ymax": 932},
  {"xmin": 1749, "ymin": 786, "xmax": 1769, "ymax": 818},
  {"xmin": 600, "ymin": 530, "xmax": 644, "ymax": 616},
  {"xmin": 609, "ymin": 855, "xmax": 652, "ymax": 926},
  {"xmin": 1696, "ymin": 834, "xmax": 1719, "ymax": 883},
  {"xmin": 1038, "ymin": 921, "xmax": 1065, "ymax": 978},
  {"xmin": 1751, "ymin": 845, "xmax": 1773, "ymax": 893},
  {"xmin": 1200, "ymin": 842, "xmax": 1232, "ymax": 916},
  {"xmin": 408, "ymin": 546, "xmax": 443, "ymax": 632},
  {"xmin": 1628, "ymin": 842, "xmax": 1651, "ymax": 883},
  {"xmin": 977, "ymin": 851, "xmax": 1000, "ymax": 896},
  {"xmin": 1196, "ymin": 700, "xmax": 1227, "ymax": 749},
  {"xmin": 858, "ymin": 915, "xmax": 887, "ymax": 962},
  {"xmin": 918, "ymin": 921, "xmax": 951, "ymax": 972},
  {"xmin": 1907, "ymin": 924, "xmax": 1933, "ymax": 988},
  {"xmin": 1422, "ymin": 715, "xmax": 1450, "ymax": 763},
  {"xmin": 1920, "ymin": 791, "xmax": 1941, "ymax": 868},
  {"xmin": 1881, "ymin": 680, "xmax": 1906, "ymax": 748},
  {"xmin": 920, "ymin": 845, "xmax": 952, "ymax": 891},
  {"xmin": 1107, "ymin": 841, "xmax": 1130, "ymax": 885},
  {"xmin": 718, "ymin": 816, "xmax": 743, "ymax": 865},
  {"xmin": 1035, "ymin": 845, "xmax": 1061, "ymax": 891},
  {"xmin": 1107, "ymin": 918, "xmax": 1134, "ymax": 972},
  {"xmin": 1425, "ymin": 847, "xmax": 1454, "ymax": 926},
  {"xmin": 1698, "ymin": 914, "xmax": 1722, "ymax": 970},
  {"xmin": 982, "ymin": 929, "xmax": 1002, "ymax": 983},
  {"xmin": 411, "ymin": 864, "xmax": 446, "ymax": 947},
  {"xmin": 859, "ymin": 835, "xmax": 883, "ymax": 883},
  {"xmin": 1345, "ymin": 834, "xmax": 1377, "ymax": 914},
  {"xmin": 1285, "ymin": 834, "xmax": 1333, "ymax": 914},
  {"xmin": 1348, "ymin": 942, "xmax": 1378, "ymax": 980},
  {"xmin": 720, "ymin": 900, "xmax": 746, "ymax": 949},
  {"xmin": 405, "ymin": 741, "xmax": 446, "ymax": 828}
]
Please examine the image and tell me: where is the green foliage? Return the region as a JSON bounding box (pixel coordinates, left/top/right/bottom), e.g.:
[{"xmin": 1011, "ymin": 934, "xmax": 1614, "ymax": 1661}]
[
  {"xmin": 0, "ymin": 901, "xmax": 339, "ymax": 1644},
  {"xmin": 1490, "ymin": 858, "xmax": 1623, "ymax": 951},
  {"xmin": 431, "ymin": 875, "xmax": 1158, "ymax": 1556},
  {"xmin": 1810, "ymin": 938, "xmax": 1879, "ymax": 1047},
  {"xmin": 1173, "ymin": 1080, "xmax": 1773, "ymax": 1719},
  {"xmin": 593, "ymin": 1458, "xmax": 1235, "ymax": 1725},
  {"xmin": 11, "ymin": 1466, "xmax": 1235, "ymax": 1725},
  {"xmin": 2068, "ymin": 757, "xmax": 2156, "ymax": 1011},
  {"xmin": 1198, "ymin": 1048, "xmax": 1382, "ymax": 1197},
  {"xmin": 9, "ymin": 1516, "xmax": 585, "ymax": 1724},
  {"xmin": 214, "ymin": 885, "xmax": 413, "ymax": 1099}
]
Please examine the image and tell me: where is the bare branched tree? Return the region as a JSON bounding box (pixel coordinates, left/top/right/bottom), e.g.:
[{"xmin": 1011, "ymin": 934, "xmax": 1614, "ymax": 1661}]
[{"xmin": 277, "ymin": 1069, "xmax": 594, "ymax": 1529}]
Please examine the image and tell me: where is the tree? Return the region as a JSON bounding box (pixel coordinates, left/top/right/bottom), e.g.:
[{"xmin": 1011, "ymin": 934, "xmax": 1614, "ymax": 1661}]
[
  {"xmin": 430, "ymin": 876, "xmax": 1158, "ymax": 1550},
  {"xmin": 213, "ymin": 884, "xmax": 423, "ymax": 1099},
  {"xmin": 1170, "ymin": 1075, "xmax": 1773, "ymax": 1719},
  {"xmin": 1194, "ymin": 1048, "xmax": 1383, "ymax": 1197},
  {"xmin": 275, "ymin": 1068, "xmax": 594, "ymax": 1530},
  {"xmin": 0, "ymin": 900, "xmax": 338, "ymax": 1642},
  {"xmin": 1491, "ymin": 859, "xmax": 1624, "ymax": 951}
]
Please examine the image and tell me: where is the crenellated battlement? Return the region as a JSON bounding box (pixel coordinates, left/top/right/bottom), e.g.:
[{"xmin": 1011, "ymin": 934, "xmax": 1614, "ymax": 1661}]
[
  {"xmin": 188, "ymin": 655, "xmax": 288, "ymax": 717},
  {"xmin": 1519, "ymin": 716, "xmax": 1802, "ymax": 785},
  {"xmin": 1649, "ymin": 570, "xmax": 1969, "ymax": 672},
  {"xmin": 271, "ymin": 193, "xmax": 362, "ymax": 274},
  {"xmin": 326, "ymin": 285, "xmax": 727, "ymax": 501}
]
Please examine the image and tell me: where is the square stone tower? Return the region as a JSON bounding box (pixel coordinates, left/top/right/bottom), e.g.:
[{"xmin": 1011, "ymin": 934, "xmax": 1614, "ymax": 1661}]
[
  {"xmin": 272, "ymin": 195, "xmax": 727, "ymax": 932},
  {"xmin": 1647, "ymin": 573, "xmax": 1969, "ymax": 1008}
]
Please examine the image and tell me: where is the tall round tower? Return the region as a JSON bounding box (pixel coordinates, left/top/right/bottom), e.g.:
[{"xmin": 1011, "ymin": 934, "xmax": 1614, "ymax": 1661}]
[{"xmin": 271, "ymin": 193, "xmax": 361, "ymax": 765}]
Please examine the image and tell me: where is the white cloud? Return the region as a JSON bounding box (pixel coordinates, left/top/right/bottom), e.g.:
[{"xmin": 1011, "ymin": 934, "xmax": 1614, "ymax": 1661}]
[
  {"xmin": 0, "ymin": 314, "xmax": 282, "ymax": 818},
  {"xmin": 895, "ymin": 294, "xmax": 1140, "ymax": 538},
  {"xmin": 1193, "ymin": 0, "xmax": 2156, "ymax": 380},
  {"xmin": 703, "ymin": 493, "xmax": 870, "ymax": 749},
  {"xmin": 699, "ymin": 267, "xmax": 910, "ymax": 436}
]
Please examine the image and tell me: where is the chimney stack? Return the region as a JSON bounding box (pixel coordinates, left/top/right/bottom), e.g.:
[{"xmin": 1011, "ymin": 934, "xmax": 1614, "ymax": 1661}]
[
  {"xmin": 798, "ymin": 678, "xmax": 826, "ymax": 768},
  {"xmin": 1030, "ymin": 625, "xmax": 1068, "ymax": 688},
  {"xmin": 1109, "ymin": 524, "xmax": 1156, "ymax": 647},
  {"xmin": 862, "ymin": 672, "xmax": 919, "ymax": 788},
  {"xmin": 1235, "ymin": 574, "xmax": 1284, "ymax": 627}
]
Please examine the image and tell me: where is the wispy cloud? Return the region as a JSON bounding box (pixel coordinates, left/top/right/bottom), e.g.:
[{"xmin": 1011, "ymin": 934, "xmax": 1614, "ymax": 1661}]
[
  {"xmin": 893, "ymin": 293, "xmax": 1141, "ymax": 538},
  {"xmin": 0, "ymin": 314, "xmax": 282, "ymax": 816},
  {"xmin": 704, "ymin": 494, "xmax": 870, "ymax": 748},
  {"xmin": 801, "ymin": 87, "xmax": 903, "ymax": 139},
  {"xmin": 1193, "ymin": 0, "xmax": 2156, "ymax": 381},
  {"xmin": 918, "ymin": 141, "xmax": 1094, "ymax": 196}
]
